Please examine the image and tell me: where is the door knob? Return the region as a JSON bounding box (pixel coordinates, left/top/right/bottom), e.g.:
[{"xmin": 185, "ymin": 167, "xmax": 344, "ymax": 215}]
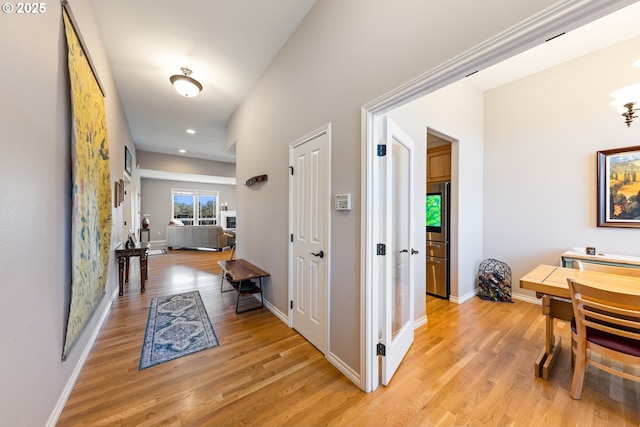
[
  {"xmin": 310, "ymin": 250, "xmax": 324, "ymax": 259},
  {"xmin": 399, "ymin": 249, "xmax": 408, "ymax": 253},
  {"xmin": 411, "ymin": 249, "xmax": 419, "ymax": 255}
]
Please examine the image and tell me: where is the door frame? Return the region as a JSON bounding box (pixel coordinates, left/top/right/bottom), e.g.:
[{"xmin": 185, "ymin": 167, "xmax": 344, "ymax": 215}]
[
  {"xmin": 288, "ymin": 124, "xmax": 332, "ymax": 351},
  {"xmin": 359, "ymin": 0, "xmax": 630, "ymax": 392}
]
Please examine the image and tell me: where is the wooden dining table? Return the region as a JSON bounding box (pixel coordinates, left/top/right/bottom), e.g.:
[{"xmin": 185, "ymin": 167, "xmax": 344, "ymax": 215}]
[{"xmin": 520, "ymin": 264, "xmax": 640, "ymax": 380}]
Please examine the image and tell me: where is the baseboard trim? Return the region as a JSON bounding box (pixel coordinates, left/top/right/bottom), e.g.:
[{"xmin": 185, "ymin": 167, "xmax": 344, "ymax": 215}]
[
  {"xmin": 47, "ymin": 287, "xmax": 118, "ymax": 427},
  {"xmin": 449, "ymin": 288, "xmax": 479, "ymax": 304},
  {"xmin": 327, "ymin": 351, "xmax": 361, "ymax": 386},
  {"xmin": 414, "ymin": 314, "xmax": 428, "ymax": 329},
  {"xmin": 512, "ymin": 293, "xmax": 542, "ymax": 305},
  {"xmin": 450, "ymin": 287, "xmax": 542, "ymax": 306},
  {"xmin": 261, "ymin": 296, "xmax": 289, "ymax": 324}
]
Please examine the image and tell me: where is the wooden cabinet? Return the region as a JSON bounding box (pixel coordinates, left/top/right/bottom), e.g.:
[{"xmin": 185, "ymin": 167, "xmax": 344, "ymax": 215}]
[{"xmin": 427, "ymin": 143, "xmax": 451, "ymax": 183}]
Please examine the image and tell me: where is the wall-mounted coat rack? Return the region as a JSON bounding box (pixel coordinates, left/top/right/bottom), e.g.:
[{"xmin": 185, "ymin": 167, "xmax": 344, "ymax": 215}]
[{"xmin": 245, "ymin": 174, "xmax": 268, "ymax": 187}]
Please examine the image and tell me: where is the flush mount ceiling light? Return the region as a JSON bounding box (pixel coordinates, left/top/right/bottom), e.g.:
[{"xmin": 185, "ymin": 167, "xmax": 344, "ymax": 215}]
[
  {"xmin": 169, "ymin": 67, "xmax": 202, "ymax": 97},
  {"xmin": 610, "ymin": 83, "xmax": 640, "ymax": 127}
]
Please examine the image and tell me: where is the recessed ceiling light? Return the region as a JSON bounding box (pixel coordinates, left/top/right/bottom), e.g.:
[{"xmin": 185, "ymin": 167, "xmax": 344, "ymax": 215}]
[
  {"xmin": 186, "ymin": 129, "xmax": 196, "ymax": 134},
  {"xmin": 179, "ymin": 149, "xmax": 186, "ymax": 153},
  {"xmin": 634, "ymin": 59, "xmax": 640, "ymax": 67}
]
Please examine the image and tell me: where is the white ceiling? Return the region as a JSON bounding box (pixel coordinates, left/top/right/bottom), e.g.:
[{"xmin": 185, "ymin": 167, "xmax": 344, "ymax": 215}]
[
  {"xmin": 90, "ymin": 0, "xmax": 317, "ymax": 163},
  {"xmin": 91, "ymin": 1, "xmax": 640, "ymax": 164},
  {"xmin": 466, "ymin": 1, "xmax": 640, "ymax": 91}
]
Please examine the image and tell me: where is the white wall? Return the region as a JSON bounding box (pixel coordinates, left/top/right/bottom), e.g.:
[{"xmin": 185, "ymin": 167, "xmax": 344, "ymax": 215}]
[
  {"xmin": 484, "ymin": 35, "xmax": 640, "ymax": 299},
  {"xmin": 227, "ymin": 0, "xmax": 564, "ymax": 375},
  {"xmin": 0, "ymin": 1, "xmax": 135, "ymax": 424},
  {"xmin": 136, "ymin": 150, "xmax": 236, "ymax": 178}
]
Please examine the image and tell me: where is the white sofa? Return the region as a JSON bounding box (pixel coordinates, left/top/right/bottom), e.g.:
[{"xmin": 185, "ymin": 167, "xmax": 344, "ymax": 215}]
[{"xmin": 166, "ymin": 225, "xmax": 233, "ymax": 250}]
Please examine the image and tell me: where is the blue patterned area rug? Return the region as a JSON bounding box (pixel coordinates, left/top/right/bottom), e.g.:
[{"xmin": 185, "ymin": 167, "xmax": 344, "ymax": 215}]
[{"xmin": 139, "ymin": 291, "xmax": 218, "ymax": 370}]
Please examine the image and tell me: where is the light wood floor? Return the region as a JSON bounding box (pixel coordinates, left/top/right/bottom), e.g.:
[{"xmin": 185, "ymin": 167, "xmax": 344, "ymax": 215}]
[{"xmin": 57, "ymin": 250, "xmax": 640, "ymax": 426}]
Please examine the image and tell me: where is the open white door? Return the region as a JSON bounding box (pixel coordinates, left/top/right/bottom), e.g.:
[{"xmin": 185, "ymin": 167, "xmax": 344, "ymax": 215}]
[{"xmin": 378, "ymin": 117, "xmax": 415, "ymax": 385}]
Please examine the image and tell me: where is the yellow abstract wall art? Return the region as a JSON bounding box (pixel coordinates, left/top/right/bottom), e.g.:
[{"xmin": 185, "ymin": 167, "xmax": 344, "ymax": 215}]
[{"xmin": 62, "ymin": 6, "xmax": 112, "ymax": 359}]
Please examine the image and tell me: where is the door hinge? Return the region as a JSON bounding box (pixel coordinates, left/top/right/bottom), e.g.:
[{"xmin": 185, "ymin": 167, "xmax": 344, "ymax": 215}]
[
  {"xmin": 291, "ymin": 233, "xmax": 294, "ymax": 243},
  {"xmin": 289, "ymin": 166, "xmax": 294, "ymax": 175},
  {"xmin": 376, "ymin": 243, "xmax": 386, "ymax": 255},
  {"xmin": 290, "ymin": 300, "xmax": 293, "ymax": 309},
  {"xmin": 377, "ymin": 343, "xmax": 386, "ymax": 356},
  {"xmin": 377, "ymin": 144, "xmax": 387, "ymax": 157}
]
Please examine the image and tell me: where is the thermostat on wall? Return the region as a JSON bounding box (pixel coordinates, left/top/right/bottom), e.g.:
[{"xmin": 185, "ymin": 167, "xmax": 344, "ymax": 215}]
[{"xmin": 335, "ymin": 193, "xmax": 351, "ymax": 210}]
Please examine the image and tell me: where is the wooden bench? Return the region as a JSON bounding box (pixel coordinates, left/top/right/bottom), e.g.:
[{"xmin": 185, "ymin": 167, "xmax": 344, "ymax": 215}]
[{"xmin": 218, "ymin": 259, "xmax": 270, "ymax": 313}]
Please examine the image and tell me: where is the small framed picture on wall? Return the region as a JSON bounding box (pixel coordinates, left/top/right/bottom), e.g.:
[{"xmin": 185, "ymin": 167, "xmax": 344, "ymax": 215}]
[
  {"xmin": 113, "ymin": 181, "xmax": 119, "ymax": 208},
  {"xmin": 125, "ymin": 146, "xmax": 132, "ymax": 176}
]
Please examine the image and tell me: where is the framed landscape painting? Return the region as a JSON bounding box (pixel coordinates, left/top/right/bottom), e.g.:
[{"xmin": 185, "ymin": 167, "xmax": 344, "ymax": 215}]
[{"xmin": 597, "ymin": 145, "xmax": 640, "ymax": 228}]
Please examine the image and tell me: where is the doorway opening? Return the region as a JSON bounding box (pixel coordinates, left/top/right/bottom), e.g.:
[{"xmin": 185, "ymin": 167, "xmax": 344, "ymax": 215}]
[
  {"xmin": 361, "ymin": 1, "xmax": 628, "ymax": 393},
  {"xmin": 425, "ymin": 129, "xmax": 455, "ymax": 301}
]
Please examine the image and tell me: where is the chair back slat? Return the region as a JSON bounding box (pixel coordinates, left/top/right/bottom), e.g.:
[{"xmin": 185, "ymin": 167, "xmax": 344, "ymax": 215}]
[
  {"xmin": 581, "ymin": 317, "xmax": 640, "ymax": 340},
  {"xmin": 576, "ymin": 298, "xmax": 640, "ymax": 329},
  {"xmin": 580, "ymin": 298, "xmax": 640, "ymax": 317},
  {"xmin": 573, "ymin": 286, "xmax": 640, "ymax": 334}
]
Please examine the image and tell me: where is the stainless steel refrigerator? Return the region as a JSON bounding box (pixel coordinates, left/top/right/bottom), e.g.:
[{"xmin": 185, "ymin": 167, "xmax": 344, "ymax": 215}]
[{"xmin": 426, "ymin": 182, "xmax": 449, "ymax": 298}]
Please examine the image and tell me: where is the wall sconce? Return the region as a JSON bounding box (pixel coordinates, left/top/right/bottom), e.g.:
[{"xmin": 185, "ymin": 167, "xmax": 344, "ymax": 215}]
[
  {"xmin": 169, "ymin": 67, "xmax": 203, "ymax": 97},
  {"xmin": 610, "ymin": 83, "xmax": 640, "ymax": 127}
]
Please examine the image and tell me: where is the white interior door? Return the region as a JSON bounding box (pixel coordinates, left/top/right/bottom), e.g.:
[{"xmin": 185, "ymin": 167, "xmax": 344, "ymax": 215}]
[
  {"xmin": 289, "ymin": 126, "xmax": 330, "ymax": 354},
  {"xmin": 379, "ymin": 117, "xmax": 415, "ymax": 385}
]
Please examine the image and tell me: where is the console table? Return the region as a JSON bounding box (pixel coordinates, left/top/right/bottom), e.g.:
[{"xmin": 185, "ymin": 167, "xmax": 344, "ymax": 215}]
[
  {"xmin": 218, "ymin": 259, "xmax": 269, "ymax": 313},
  {"xmin": 115, "ymin": 243, "xmax": 150, "ymax": 296},
  {"xmin": 561, "ymin": 250, "xmax": 640, "ymax": 269}
]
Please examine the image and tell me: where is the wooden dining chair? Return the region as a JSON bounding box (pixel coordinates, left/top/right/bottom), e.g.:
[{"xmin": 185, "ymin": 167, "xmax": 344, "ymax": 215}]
[
  {"xmin": 567, "ymin": 278, "xmax": 640, "ymax": 399},
  {"xmin": 569, "ymin": 261, "xmax": 640, "ymax": 366}
]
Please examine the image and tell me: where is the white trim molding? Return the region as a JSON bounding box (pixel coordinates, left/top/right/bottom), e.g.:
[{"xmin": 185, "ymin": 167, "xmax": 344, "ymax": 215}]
[
  {"xmin": 47, "ymin": 288, "xmax": 118, "ymax": 426},
  {"xmin": 327, "ymin": 351, "xmax": 361, "ymax": 387},
  {"xmin": 512, "ymin": 293, "xmax": 543, "ymax": 306},
  {"xmin": 138, "ymin": 168, "xmax": 236, "ymax": 186},
  {"xmin": 262, "ymin": 297, "xmax": 289, "ymax": 324},
  {"xmin": 449, "ymin": 288, "xmax": 479, "ymax": 305},
  {"xmin": 414, "ymin": 315, "xmax": 428, "ymax": 329}
]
